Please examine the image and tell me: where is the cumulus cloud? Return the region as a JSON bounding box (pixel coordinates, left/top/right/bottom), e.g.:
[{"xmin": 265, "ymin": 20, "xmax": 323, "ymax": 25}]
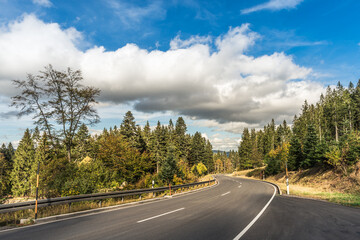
[
  {"xmin": 0, "ymin": 14, "xmax": 324, "ymax": 131},
  {"xmin": 241, "ymin": 0, "xmax": 303, "ymax": 14},
  {"xmin": 32, "ymin": 0, "xmax": 52, "ymax": 7}
]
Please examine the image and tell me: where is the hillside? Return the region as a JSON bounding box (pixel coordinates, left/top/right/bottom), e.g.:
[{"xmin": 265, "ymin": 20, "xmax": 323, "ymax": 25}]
[{"xmin": 234, "ymin": 163, "xmax": 360, "ymax": 207}]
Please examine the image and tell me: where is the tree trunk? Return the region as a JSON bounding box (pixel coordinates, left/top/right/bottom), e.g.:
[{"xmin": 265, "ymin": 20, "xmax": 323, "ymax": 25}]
[
  {"xmin": 335, "ymin": 122, "xmax": 339, "ymax": 142},
  {"xmin": 67, "ymin": 146, "xmax": 72, "ymax": 162}
]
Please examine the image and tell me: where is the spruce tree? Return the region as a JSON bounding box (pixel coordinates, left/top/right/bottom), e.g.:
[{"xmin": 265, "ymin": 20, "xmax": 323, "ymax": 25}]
[
  {"xmin": 73, "ymin": 123, "xmax": 91, "ymax": 160},
  {"xmin": 160, "ymin": 147, "xmax": 178, "ymax": 185},
  {"xmin": 120, "ymin": 111, "xmax": 137, "ymax": 145},
  {"xmin": 302, "ymin": 124, "xmax": 319, "ymax": 169},
  {"xmin": 11, "ymin": 129, "xmax": 35, "ymax": 196},
  {"xmin": 238, "ymin": 128, "xmax": 252, "ymax": 169},
  {"xmin": 188, "ymin": 132, "xmax": 205, "ymax": 166},
  {"xmin": 175, "ymin": 117, "xmax": 187, "ymax": 158},
  {"xmin": 288, "ymin": 135, "xmax": 303, "ymax": 170}
]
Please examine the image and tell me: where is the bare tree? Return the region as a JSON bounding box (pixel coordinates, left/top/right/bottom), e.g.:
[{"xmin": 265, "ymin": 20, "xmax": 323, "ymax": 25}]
[{"xmin": 11, "ymin": 65, "xmax": 100, "ymax": 162}]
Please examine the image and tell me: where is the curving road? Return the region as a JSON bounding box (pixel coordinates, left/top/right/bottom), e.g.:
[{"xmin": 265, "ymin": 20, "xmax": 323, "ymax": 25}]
[{"xmin": 0, "ymin": 175, "xmax": 359, "ymax": 240}]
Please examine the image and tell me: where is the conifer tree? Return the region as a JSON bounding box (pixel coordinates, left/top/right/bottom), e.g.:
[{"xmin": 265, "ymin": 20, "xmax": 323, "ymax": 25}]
[
  {"xmin": 302, "ymin": 124, "xmax": 319, "ymax": 168},
  {"xmin": 238, "ymin": 128, "xmax": 252, "ymax": 169},
  {"xmin": 11, "ymin": 129, "xmax": 35, "ymax": 196},
  {"xmin": 120, "ymin": 111, "xmax": 137, "ymax": 145},
  {"xmin": 160, "ymin": 146, "xmax": 179, "ymax": 185},
  {"xmin": 73, "ymin": 123, "xmax": 91, "ymax": 160},
  {"xmin": 175, "ymin": 117, "xmax": 187, "ymax": 158},
  {"xmin": 288, "ymin": 135, "xmax": 303, "ymax": 170},
  {"xmin": 188, "ymin": 132, "xmax": 205, "ymax": 166}
]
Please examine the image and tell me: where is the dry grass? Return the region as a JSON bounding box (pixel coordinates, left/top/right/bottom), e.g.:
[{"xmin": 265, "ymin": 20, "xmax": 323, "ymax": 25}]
[
  {"xmin": 0, "ymin": 181, "xmax": 216, "ymax": 228},
  {"xmin": 232, "ymin": 166, "xmax": 360, "ymax": 207},
  {"xmin": 232, "ymin": 167, "xmax": 265, "ymax": 177}
]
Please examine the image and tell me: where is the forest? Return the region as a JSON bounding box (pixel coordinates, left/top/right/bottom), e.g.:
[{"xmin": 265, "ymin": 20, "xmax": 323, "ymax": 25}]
[
  {"xmin": 238, "ymin": 81, "xmax": 360, "ymax": 176},
  {"xmin": 0, "ymin": 112, "xmax": 213, "ymax": 199}
]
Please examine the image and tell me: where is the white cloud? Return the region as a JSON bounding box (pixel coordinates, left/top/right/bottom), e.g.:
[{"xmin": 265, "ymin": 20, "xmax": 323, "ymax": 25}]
[
  {"xmin": 107, "ymin": 0, "xmax": 166, "ymax": 27},
  {"xmin": 210, "ymin": 135, "xmax": 241, "ymax": 151},
  {"xmin": 170, "ymin": 34, "xmax": 212, "ymax": 50},
  {"xmin": 32, "ymin": 0, "xmax": 52, "ymax": 7},
  {"xmin": 241, "ymin": 0, "xmax": 303, "ymax": 14},
  {"xmin": 0, "ymin": 14, "xmax": 324, "ymax": 134}
]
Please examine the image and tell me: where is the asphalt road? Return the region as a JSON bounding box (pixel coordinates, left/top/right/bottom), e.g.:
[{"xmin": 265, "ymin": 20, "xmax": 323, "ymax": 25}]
[{"xmin": 0, "ymin": 175, "xmax": 359, "ymax": 240}]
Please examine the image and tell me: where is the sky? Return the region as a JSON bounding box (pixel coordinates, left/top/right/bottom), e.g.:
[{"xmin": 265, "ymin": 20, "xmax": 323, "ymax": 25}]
[{"xmin": 0, "ymin": 0, "xmax": 360, "ymax": 150}]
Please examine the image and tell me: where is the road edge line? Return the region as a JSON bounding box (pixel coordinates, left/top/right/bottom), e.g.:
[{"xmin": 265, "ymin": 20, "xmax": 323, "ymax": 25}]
[
  {"xmin": 233, "ymin": 184, "xmax": 276, "ymax": 240},
  {"xmin": 0, "ymin": 178, "xmax": 219, "ymax": 234}
]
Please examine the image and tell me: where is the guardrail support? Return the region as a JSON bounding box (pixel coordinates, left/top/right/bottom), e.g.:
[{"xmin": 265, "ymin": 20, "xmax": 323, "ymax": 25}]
[{"xmin": 0, "ymin": 179, "xmax": 216, "ymax": 214}]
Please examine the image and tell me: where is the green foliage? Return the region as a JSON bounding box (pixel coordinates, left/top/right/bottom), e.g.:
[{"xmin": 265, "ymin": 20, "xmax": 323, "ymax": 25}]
[
  {"xmin": 302, "ymin": 124, "xmax": 319, "ymax": 169},
  {"xmin": 191, "ymin": 162, "xmax": 208, "ymax": 176},
  {"xmin": 160, "ymin": 147, "xmax": 179, "ymax": 184},
  {"xmin": 3, "ymin": 110, "xmax": 215, "ymax": 199},
  {"xmin": 11, "ymin": 129, "xmax": 35, "ymax": 196},
  {"xmin": 188, "ymin": 132, "xmax": 205, "ymax": 166}
]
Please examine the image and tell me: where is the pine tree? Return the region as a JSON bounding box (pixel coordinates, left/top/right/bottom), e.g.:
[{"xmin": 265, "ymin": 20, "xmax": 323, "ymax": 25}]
[
  {"xmin": 288, "ymin": 135, "xmax": 303, "ymax": 170},
  {"xmin": 11, "ymin": 129, "xmax": 35, "ymax": 196},
  {"xmin": 32, "ymin": 132, "xmax": 54, "ymax": 196},
  {"xmin": 204, "ymin": 140, "xmax": 214, "ymax": 172},
  {"xmin": 175, "ymin": 117, "xmax": 187, "ymax": 158},
  {"xmin": 302, "ymin": 124, "xmax": 319, "ymax": 169},
  {"xmin": 135, "ymin": 125, "xmax": 147, "ymax": 153},
  {"xmin": 238, "ymin": 128, "xmax": 252, "ymax": 169},
  {"xmin": 143, "ymin": 121, "xmax": 151, "ymax": 147},
  {"xmin": 73, "ymin": 123, "xmax": 91, "ymax": 161},
  {"xmin": 160, "ymin": 146, "xmax": 178, "ymax": 185},
  {"xmin": 120, "ymin": 111, "xmax": 137, "ymax": 146},
  {"xmin": 188, "ymin": 132, "xmax": 205, "ymax": 166}
]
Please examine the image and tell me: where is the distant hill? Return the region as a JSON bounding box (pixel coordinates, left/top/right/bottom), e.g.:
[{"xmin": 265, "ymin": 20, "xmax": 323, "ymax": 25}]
[{"xmin": 212, "ymin": 150, "xmax": 230, "ymax": 157}]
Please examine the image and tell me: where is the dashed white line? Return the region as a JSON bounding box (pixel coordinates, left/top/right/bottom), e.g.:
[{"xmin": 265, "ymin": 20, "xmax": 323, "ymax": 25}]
[
  {"xmin": 221, "ymin": 191, "xmax": 231, "ymax": 196},
  {"xmin": 137, "ymin": 208, "xmax": 185, "ymax": 223}
]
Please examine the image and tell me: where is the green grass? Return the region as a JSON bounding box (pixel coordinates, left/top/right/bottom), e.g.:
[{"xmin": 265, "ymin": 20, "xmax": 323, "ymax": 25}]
[{"xmin": 308, "ymin": 192, "xmax": 360, "ymax": 207}]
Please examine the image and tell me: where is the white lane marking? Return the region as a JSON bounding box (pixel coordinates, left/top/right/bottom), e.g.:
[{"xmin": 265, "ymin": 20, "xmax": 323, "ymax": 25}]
[
  {"xmin": 221, "ymin": 191, "xmax": 231, "ymax": 196},
  {"xmin": 137, "ymin": 208, "xmax": 185, "ymax": 223},
  {"xmin": 0, "ymin": 180, "xmax": 219, "ymax": 234},
  {"xmin": 233, "ymin": 185, "xmax": 276, "ymax": 240}
]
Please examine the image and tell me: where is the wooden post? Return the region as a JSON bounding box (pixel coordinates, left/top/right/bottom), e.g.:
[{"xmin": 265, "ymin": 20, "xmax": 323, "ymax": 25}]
[{"xmin": 35, "ymin": 162, "xmax": 40, "ymax": 221}]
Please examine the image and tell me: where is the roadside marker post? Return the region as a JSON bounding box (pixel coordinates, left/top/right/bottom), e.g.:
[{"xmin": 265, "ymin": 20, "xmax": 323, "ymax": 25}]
[
  {"xmin": 152, "ymin": 180, "xmax": 155, "ymax": 198},
  {"xmin": 285, "ymin": 161, "xmax": 290, "ymax": 195}
]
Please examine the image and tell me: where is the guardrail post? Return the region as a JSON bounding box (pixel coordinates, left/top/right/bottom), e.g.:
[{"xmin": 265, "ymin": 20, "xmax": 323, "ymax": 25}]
[
  {"xmin": 68, "ymin": 203, "xmax": 71, "ymax": 212},
  {"xmin": 139, "ymin": 195, "xmax": 142, "ymax": 200},
  {"xmin": 121, "ymin": 197, "xmax": 124, "ymax": 202},
  {"xmin": 35, "ymin": 162, "xmax": 40, "ymax": 222},
  {"xmin": 99, "ymin": 200, "xmax": 102, "ymax": 208}
]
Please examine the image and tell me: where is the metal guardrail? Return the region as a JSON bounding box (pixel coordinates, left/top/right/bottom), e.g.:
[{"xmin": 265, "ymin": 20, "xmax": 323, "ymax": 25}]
[{"xmin": 0, "ymin": 180, "xmax": 215, "ymax": 214}]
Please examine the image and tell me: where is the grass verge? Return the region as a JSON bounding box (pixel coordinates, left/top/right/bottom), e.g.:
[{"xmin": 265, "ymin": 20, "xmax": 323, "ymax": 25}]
[
  {"xmin": 232, "ymin": 169, "xmax": 360, "ymax": 208},
  {"xmin": 0, "ymin": 180, "xmax": 215, "ymax": 228}
]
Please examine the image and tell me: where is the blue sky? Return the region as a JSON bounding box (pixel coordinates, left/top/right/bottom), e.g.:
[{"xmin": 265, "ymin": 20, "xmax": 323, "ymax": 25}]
[{"xmin": 0, "ymin": 0, "xmax": 359, "ymax": 150}]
